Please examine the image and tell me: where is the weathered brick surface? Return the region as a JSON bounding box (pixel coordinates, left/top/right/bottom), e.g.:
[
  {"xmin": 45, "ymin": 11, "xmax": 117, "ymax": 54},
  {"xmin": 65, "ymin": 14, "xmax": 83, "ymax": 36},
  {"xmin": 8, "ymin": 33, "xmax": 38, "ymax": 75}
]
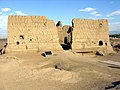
[
  {"xmin": 62, "ymin": 25, "xmax": 72, "ymax": 44},
  {"xmin": 6, "ymin": 16, "xmax": 62, "ymax": 52},
  {"xmin": 72, "ymin": 18, "xmax": 113, "ymax": 52},
  {"xmin": 6, "ymin": 16, "xmax": 113, "ymax": 53},
  {"xmin": 57, "ymin": 24, "xmax": 73, "ymax": 45},
  {"xmin": 56, "ymin": 21, "xmax": 63, "ymax": 44}
]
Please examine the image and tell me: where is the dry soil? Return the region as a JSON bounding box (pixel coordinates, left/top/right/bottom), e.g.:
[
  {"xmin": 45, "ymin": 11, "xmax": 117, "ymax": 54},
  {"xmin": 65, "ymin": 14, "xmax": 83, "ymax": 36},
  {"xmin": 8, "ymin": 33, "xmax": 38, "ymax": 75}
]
[{"xmin": 0, "ymin": 39, "xmax": 120, "ymax": 90}]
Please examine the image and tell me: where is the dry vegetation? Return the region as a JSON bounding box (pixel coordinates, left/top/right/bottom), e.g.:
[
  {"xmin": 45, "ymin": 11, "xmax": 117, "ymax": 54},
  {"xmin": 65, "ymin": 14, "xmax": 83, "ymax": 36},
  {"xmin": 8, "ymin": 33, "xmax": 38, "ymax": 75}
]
[{"xmin": 0, "ymin": 38, "xmax": 120, "ymax": 90}]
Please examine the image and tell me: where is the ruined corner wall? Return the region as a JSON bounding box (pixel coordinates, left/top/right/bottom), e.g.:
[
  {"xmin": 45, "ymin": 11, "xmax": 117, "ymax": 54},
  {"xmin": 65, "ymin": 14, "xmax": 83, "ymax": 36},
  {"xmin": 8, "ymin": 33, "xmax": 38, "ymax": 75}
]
[
  {"xmin": 72, "ymin": 18, "xmax": 113, "ymax": 52},
  {"xmin": 56, "ymin": 21, "xmax": 63, "ymax": 44},
  {"xmin": 62, "ymin": 25, "xmax": 72, "ymax": 44},
  {"xmin": 6, "ymin": 16, "xmax": 62, "ymax": 52}
]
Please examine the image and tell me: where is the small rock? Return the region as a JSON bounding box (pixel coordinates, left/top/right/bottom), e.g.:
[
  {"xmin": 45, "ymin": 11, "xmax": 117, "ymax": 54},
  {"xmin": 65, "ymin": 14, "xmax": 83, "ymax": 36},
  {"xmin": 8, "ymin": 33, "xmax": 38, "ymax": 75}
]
[{"xmin": 96, "ymin": 51, "xmax": 105, "ymax": 56}]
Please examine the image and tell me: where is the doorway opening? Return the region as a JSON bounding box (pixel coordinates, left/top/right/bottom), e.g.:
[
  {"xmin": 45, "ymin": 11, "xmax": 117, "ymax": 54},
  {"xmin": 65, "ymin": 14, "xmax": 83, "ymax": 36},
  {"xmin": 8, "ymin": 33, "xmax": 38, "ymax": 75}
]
[
  {"xmin": 99, "ymin": 41, "xmax": 103, "ymax": 46},
  {"xmin": 64, "ymin": 37, "xmax": 67, "ymax": 44}
]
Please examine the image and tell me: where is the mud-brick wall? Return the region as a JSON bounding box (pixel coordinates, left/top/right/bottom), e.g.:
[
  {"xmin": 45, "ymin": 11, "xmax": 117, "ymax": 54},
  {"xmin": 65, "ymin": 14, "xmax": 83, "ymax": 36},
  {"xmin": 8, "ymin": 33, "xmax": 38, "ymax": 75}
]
[
  {"xmin": 57, "ymin": 25, "xmax": 72, "ymax": 45},
  {"xmin": 6, "ymin": 16, "xmax": 61, "ymax": 52},
  {"xmin": 72, "ymin": 18, "xmax": 113, "ymax": 51},
  {"xmin": 62, "ymin": 25, "xmax": 72, "ymax": 44},
  {"xmin": 56, "ymin": 25, "xmax": 63, "ymax": 44}
]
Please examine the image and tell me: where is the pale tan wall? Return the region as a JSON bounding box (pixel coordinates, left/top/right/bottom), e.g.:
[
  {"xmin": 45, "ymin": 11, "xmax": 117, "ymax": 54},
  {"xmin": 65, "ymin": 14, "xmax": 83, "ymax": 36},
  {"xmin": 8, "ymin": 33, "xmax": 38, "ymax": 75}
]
[
  {"xmin": 6, "ymin": 16, "xmax": 62, "ymax": 52},
  {"xmin": 57, "ymin": 26, "xmax": 63, "ymax": 44},
  {"xmin": 72, "ymin": 18, "xmax": 113, "ymax": 52},
  {"xmin": 62, "ymin": 25, "xmax": 72, "ymax": 44},
  {"xmin": 57, "ymin": 25, "xmax": 72, "ymax": 45},
  {"xmin": 62, "ymin": 25, "xmax": 70, "ymax": 38}
]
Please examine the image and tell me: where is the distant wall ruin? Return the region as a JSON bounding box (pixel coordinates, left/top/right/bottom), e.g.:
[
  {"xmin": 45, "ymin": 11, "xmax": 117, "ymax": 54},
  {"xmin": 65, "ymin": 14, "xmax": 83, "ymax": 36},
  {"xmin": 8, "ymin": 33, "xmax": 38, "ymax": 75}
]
[
  {"xmin": 56, "ymin": 24, "xmax": 72, "ymax": 45},
  {"xmin": 6, "ymin": 16, "xmax": 62, "ymax": 52}
]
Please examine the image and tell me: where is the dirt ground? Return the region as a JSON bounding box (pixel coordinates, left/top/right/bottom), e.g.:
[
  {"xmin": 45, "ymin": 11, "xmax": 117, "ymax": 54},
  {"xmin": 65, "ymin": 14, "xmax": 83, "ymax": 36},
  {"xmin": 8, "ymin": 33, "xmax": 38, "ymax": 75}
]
[{"xmin": 0, "ymin": 39, "xmax": 120, "ymax": 90}]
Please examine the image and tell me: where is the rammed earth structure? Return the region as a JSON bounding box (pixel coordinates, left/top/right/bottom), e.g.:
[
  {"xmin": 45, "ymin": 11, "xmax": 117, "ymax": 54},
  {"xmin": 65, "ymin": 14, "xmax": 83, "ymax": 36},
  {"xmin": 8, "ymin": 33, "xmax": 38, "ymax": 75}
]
[{"xmin": 6, "ymin": 16, "xmax": 113, "ymax": 53}]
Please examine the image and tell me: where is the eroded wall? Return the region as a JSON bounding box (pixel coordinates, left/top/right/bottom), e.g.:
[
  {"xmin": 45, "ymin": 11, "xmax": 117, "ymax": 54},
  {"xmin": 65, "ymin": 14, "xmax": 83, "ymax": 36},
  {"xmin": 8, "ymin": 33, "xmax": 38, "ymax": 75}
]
[
  {"xmin": 6, "ymin": 16, "xmax": 62, "ymax": 52},
  {"xmin": 56, "ymin": 21, "xmax": 63, "ymax": 44},
  {"xmin": 57, "ymin": 24, "xmax": 73, "ymax": 45},
  {"xmin": 62, "ymin": 25, "xmax": 72, "ymax": 44},
  {"xmin": 6, "ymin": 16, "xmax": 113, "ymax": 53},
  {"xmin": 72, "ymin": 18, "xmax": 113, "ymax": 52}
]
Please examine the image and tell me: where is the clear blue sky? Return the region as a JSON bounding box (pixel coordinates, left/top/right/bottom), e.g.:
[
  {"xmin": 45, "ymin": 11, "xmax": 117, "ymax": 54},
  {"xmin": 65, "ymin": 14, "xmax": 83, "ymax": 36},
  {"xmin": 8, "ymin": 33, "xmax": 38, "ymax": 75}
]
[{"xmin": 0, "ymin": 0, "xmax": 120, "ymax": 38}]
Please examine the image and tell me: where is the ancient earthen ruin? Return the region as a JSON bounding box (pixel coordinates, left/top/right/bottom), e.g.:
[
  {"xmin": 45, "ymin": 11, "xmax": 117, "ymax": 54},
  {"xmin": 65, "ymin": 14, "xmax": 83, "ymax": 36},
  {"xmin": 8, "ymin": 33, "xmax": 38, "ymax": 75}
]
[
  {"xmin": 57, "ymin": 19, "xmax": 113, "ymax": 53},
  {"xmin": 6, "ymin": 15, "xmax": 113, "ymax": 53}
]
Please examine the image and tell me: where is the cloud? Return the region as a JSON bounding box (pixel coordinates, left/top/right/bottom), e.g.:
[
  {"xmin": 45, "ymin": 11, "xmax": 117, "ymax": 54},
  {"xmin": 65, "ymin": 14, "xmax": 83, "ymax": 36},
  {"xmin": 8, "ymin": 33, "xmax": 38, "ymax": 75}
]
[
  {"xmin": 108, "ymin": 23, "xmax": 111, "ymax": 25},
  {"xmin": 0, "ymin": 12, "xmax": 2, "ymax": 15},
  {"xmin": 0, "ymin": 15, "xmax": 8, "ymax": 38},
  {"xmin": 79, "ymin": 7, "xmax": 95, "ymax": 12},
  {"xmin": 109, "ymin": 22, "xmax": 120, "ymax": 31},
  {"xmin": 79, "ymin": 7, "xmax": 102, "ymax": 17},
  {"xmin": 107, "ymin": 9, "xmax": 120, "ymax": 17},
  {"xmin": 90, "ymin": 11, "xmax": 102, "ymax": 17},
  {"xmin": 0, "ymin": 15, "xmax": 8, "ymax": 29},
  {"xmin": 1, "ymin": 8, "xmax": 11, "ymax": 12},
  {"xmin": 90, "ymin": 11, "xmax": 98, "ymax": 15},
  {"xmin": 95, "ymin": 14, "xmax": 102, "ymax": 16},
  {"xmin": 14, "ymin": 11, "xmax": 27, "ymax": 15},
  {"xmin": 0, "ymin": 8, "xmax": 28, "ymax": 38}
]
